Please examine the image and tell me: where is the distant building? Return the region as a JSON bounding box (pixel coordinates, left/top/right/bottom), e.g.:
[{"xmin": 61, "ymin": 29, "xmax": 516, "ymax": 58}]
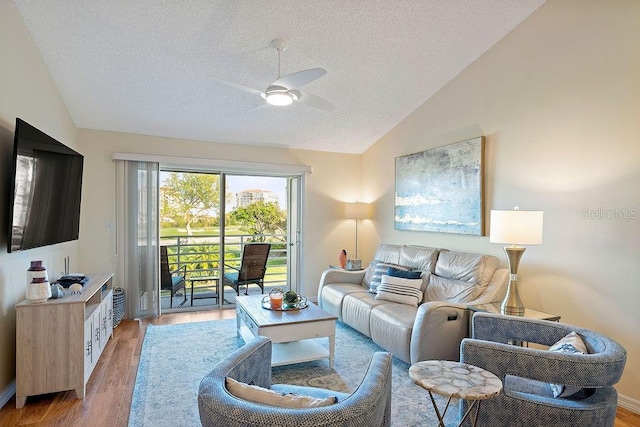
[{"xmin": 235, "ymin": 189, "xmax": 279, "ymax": 208}]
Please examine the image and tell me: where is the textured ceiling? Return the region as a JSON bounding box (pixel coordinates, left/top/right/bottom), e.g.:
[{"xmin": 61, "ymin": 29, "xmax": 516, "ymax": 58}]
[{"xmin": 14, "ymin": 0, "xmax": 546, "ymax": 154}]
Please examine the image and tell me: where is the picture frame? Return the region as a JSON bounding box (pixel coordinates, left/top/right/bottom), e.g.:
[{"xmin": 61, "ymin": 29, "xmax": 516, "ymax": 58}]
[{"xmin": 394, "ymin": 136, "xmax": 485, "ymax": 235}]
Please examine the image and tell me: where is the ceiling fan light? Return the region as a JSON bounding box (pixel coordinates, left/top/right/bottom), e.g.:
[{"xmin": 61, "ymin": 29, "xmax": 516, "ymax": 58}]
[{"xmin": 266, "ymin": 92, "xmax": 293, "ymax": 106}]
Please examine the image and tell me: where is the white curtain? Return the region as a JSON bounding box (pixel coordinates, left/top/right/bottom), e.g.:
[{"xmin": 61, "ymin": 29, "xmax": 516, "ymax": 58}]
[{"xmin": 116, "ymin": 160, "xmax": 160, "ymax": 318}]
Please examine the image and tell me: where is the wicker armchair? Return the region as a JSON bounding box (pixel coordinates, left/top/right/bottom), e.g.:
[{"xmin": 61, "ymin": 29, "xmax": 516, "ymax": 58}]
[{"xmin": 198, "ymin": 336, "xmax": 392, "ymax": 427}]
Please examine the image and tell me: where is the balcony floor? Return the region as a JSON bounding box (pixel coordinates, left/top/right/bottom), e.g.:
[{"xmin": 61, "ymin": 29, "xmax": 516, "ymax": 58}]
[{"xmin": 160, "ymin": 283, "xmax": 285, "ymax": 311}]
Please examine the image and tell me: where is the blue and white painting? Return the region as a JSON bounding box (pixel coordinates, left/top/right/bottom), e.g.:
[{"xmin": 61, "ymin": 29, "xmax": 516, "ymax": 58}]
[{"xmin": 394, "ymin": 137, "xmax": 484, "ymax": 235}]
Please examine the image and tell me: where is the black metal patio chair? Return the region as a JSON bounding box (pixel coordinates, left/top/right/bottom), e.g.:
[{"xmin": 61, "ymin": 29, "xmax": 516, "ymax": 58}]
[{"xmin": 222, "ymin": 243, "xmax": 271, "ymax": 296}]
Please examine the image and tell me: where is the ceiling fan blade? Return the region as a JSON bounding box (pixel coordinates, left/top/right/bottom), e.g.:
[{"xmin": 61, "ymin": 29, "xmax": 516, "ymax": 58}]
[
  {"xmin": 293, "ymin": 90, "xmax": 335, "ymax": 111},
  {"xmin": 246, "ymin": 102, "xmax": 270, "ymax": 112},
  {"xmin": 273, "ymin": 68, "xmax": 326, "ymax": 89},
  {"xmin": 211, "ymin": 77, "xmax": 263, "ymax": 97}
]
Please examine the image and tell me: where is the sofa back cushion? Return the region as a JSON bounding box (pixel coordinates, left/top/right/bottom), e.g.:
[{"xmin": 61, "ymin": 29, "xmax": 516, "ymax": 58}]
[
  {"xmin": 399, "ymin": 245, "xmax": 441, "ymax": 273},
  {"xmin": 364, "ymin": 244, "xmax": 442, "ymax": 291},
  {"xmin": 367, "ymin": 261, "xmax": 410, "ymax": 293},
  {"xmin": 434, "ymin": 251, "xmax": 499, "ymax": 287},
  {"xmin": 426, "ymin": 251, "xmax": 500, "ymax": 303},
  {"xmin": 364, "ymin": 244, "xmax": 403, "ymax": 289}
]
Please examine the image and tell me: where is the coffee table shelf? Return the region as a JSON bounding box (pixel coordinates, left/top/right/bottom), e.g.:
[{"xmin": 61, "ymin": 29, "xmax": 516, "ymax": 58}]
[{"xmin": 236, "ymin": 295, "xmax": 337, "ymax": 368}]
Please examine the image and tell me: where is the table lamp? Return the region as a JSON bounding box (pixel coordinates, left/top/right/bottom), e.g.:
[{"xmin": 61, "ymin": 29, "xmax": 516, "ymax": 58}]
[
  {"xmin": 344, "ymin": 202, "xmax": 371, "ymax": 260},
  {"xmin": 489, "ymin": 208, "xmax": 543, "ymax": 316}
]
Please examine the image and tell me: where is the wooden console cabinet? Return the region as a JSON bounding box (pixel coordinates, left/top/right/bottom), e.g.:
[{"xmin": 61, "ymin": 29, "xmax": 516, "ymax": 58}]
[{"xmin": 15, "ymin": 273, "xmax": 114, "ymax": 408}]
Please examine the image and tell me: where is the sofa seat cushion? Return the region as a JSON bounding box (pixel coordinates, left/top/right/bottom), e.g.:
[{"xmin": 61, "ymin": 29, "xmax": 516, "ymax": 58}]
[
  {"xmin": 320, "ymin": 283, "xmax": 368, "ymax": 320},
  {"xmin": 342, "ymin": 292, "xmax": 389, "ymax": 337},
  {"xmin": 370, "ymin": 303, "xmax": 418, "ymax": 364}
]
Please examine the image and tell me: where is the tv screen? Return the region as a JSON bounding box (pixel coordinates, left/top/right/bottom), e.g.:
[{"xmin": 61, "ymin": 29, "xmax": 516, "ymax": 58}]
[{"xmin": 7, "ymin": 118, "xmax": 84, "ymax": 253}]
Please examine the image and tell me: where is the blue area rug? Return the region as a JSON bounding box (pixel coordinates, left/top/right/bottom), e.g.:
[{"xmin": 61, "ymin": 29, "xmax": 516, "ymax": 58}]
[{"xmin": 129, "ymin": 318, "xmax": 458, "ymax": 426}]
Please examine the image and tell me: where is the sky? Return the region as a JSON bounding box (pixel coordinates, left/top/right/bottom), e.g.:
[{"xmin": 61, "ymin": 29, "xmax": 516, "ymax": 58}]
[
  {"xmin": 160, "ymin": 171, "xmax": 287, "ymax": 209},
  {"xmin": 226, "ymin": 175, "xmax": 287, "ymax": 209}
]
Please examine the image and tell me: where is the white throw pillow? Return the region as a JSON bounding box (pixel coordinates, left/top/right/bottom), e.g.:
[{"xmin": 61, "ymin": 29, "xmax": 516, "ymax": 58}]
[
  {"xmin": 375, "ymin": 274, "xmax": 423, "ymax": 306},
  {"xmin": 548, "ymin": 331, "xmax": 588, "ymax": 398},
  {"xmin": 225, "ymin": 377, "xmax": 337, "ymax": 408}
]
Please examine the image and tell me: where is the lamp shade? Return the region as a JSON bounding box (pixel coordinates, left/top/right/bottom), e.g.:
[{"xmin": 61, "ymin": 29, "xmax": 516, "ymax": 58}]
[
  {"xmin": 489, "ymin": 209, "xmax": 543, "ymax": 245},
  {"xmin": 344, "ymin": 202, "xmax": 371, "ymax": 219}
]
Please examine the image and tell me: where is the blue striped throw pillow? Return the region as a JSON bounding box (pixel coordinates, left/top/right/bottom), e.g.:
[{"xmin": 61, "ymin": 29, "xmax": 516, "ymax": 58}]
[{"xmin": 375, "ymin": 275, "xmax": 423, "ymax": 306}]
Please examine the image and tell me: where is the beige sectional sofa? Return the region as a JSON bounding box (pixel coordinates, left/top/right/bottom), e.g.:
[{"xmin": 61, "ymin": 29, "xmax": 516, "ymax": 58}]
[{"xmin": 317, "ymin": 243, "xmax": 508, "ymax": 364}]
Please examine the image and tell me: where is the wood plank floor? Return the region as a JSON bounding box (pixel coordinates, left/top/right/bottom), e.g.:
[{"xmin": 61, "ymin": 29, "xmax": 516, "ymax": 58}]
[{"xmin": 0, "ymin": 309, "xmax": 638, "ymax": 426}]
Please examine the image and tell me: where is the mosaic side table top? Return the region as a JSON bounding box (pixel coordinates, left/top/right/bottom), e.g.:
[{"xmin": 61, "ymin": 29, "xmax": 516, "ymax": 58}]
[{"xmin": 409, "ymin": 360, "xmax": 503, "ymax": 400}]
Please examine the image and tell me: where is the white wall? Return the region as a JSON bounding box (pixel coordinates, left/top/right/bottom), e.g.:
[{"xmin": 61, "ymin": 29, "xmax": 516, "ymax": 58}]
[
  {"xmin": 0, "ymin": 0, "xmax": 79, "ymax": 401},
  {"xmin": 362, "ymin": 0, "xmax": 640, "ymax": 404},
  {"xmin": 76, "ymin": 129, "xmax": 362, "ymax": 300}
]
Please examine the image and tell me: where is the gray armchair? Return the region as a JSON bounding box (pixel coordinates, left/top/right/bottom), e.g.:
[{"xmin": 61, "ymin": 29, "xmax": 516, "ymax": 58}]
[
  {"xmin": 198, "ymin": 336, "xmax": 392, "ymax": 427},
  {"xmin": 459, "ymin": 312, "xmax": 627, "ymax": 427}
]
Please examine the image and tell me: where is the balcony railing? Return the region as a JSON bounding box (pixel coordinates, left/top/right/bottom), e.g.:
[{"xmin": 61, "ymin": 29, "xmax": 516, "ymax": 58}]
[{"xmin": 160, "ymin": 233, "xmax": 288, "ymax": 307}]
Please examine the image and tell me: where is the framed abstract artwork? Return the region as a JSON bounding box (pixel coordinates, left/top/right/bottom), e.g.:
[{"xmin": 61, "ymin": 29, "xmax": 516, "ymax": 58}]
[{"xmin": 394, "ymin": 136, "xmax": 485, "ymax": 235}]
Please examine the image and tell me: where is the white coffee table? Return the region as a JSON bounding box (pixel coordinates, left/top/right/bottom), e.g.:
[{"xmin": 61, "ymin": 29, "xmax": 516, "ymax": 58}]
[{"xmin": 235, "ymin": 294, "xmax": 337, "ymax": 368}]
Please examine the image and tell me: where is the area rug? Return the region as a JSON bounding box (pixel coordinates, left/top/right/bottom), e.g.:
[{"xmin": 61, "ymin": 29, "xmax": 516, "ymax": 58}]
[{"xmin": 129, "ymin": 318, "xmax": 458, "ymax": 426}]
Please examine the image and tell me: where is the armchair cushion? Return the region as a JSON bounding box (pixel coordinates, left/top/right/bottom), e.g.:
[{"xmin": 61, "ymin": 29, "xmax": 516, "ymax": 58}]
[{"xmin": 225, "ymin": 377, "xmax": 337, "ymax": 408}]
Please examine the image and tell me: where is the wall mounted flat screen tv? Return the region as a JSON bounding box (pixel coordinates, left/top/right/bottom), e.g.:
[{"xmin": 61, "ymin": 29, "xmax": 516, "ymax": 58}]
[{"xmin": 7, "ymin": 118, "xmax": 84, "ymax": 253}]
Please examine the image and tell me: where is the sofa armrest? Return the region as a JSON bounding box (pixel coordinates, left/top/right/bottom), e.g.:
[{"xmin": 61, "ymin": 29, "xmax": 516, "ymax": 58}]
[
  {"xmin": 410, "ymin": 301, "xmax": 471, "ymax": 363},
  {"xmin": 317, "ymin": 268, "xmax": 367, "ymax": 304}
]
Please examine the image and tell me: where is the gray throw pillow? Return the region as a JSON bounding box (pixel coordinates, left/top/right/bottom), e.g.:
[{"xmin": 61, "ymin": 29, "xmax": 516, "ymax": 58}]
[
  {"xmin": 548, "ymin": 331, "xmax": 588, "ymax": 398},
  {"xmin": 368, "ymin": 260, "xmax": 409, "ymax": 293}
]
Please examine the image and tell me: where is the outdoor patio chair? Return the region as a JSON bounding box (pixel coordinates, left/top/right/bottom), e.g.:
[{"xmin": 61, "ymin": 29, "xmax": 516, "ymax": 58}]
[
  {"xmin": 222, "ymin": 243, "xmax": 271, "ymax": 296},
  {"xmin": 160, "ymin": 245, "xmax": 187, "ymax": 307}
]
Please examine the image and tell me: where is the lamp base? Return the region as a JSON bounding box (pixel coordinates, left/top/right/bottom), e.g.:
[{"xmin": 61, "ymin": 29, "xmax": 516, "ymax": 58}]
[
  {"xmin": 500, "ymin": 285, "xmax": 525, "ymax": 316},
  {"xmin": 500, "ymin": 246, "xmax": 526, "ymax": 317}
]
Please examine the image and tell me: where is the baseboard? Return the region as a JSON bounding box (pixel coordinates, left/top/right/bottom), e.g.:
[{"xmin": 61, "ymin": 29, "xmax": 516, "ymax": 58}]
[
  {"xmin": 619, "ymin": 393, "xmax": 640, "ymax": 414},
  {"xmin": 0, "ymin": 380, "xmax": 15, "ymax": 409}
]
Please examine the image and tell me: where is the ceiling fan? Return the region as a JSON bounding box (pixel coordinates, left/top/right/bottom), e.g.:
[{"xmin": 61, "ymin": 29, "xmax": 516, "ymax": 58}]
[{"xmin": 212, "ymin": 39, "xmax": 334, "ymax": 111}]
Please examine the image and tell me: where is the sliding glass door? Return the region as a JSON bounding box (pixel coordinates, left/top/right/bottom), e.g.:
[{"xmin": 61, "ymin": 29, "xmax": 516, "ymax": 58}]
[{"xmin": 159, "ymin": 169, "xmax": 301, "ymax": 311}]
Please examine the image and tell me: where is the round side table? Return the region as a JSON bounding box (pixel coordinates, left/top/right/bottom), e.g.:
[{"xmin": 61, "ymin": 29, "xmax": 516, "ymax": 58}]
[{"xmin": 409, "ymin": 360, "xmax": 502, "ymax": 427}]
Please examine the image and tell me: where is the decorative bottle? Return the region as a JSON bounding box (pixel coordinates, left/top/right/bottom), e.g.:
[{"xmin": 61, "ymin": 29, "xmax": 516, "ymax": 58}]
[
  {"xmin": 26, "ymin": 261, "xmax": 51, "ymax": 304},
  {"xmin": 339, "ymin": 249, "xmax": 347, "ymax": 269}
]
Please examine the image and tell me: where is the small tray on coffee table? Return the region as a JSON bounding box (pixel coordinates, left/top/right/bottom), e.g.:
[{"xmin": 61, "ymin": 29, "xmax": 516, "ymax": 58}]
[{"xmin": 261, "ymin": 295, "xmax": 308, "ymax": 311}]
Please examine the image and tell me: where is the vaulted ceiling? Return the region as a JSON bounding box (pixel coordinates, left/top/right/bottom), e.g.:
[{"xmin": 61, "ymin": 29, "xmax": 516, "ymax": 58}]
[{"xmin": 14, "ymin": 0, "xmax": 546, "ymax": 154}]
